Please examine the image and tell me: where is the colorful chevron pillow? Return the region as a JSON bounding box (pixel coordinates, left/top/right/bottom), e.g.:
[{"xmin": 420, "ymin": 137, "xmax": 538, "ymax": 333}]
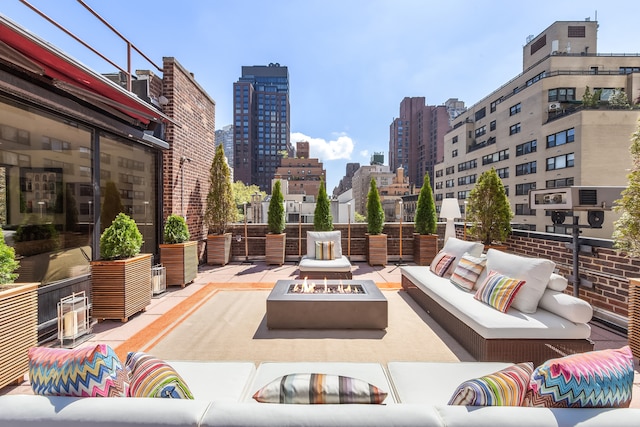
[
  {"xmin": 474, "ymin": 271, "xmax": 525, "ymax": 312},
  {"xmin": 28, "ymin": 344, "xmax": 128, "ymax": 397},
  {"xmin": 252, "ymin": 373, "xmax": 388, "ymax": 404},
  {"xmin": 524, "ymin": 346, "xmax": 634, "ymax": 408},
  {"xmin": 126, "ymin": 352, "xmax": 194, "ymax": 399},
  {"xmin": 448, "ymin": 362, "xmax": 534, "ymax": 406}
]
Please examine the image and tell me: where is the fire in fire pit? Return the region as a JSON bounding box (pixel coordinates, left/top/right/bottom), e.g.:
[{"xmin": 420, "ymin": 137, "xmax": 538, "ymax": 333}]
[{"xmin": 288, "ymin": 278, "xmax": 365, "ymax": 294}]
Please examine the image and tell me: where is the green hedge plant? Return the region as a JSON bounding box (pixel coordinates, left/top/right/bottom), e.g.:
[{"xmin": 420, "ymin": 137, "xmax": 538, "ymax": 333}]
[
  {"xmin": 0, "ymin": 232, "xmax": 19, "ymax": 284},
  {"xmin": 164, "ymin": 214, "xmax": 190, "ymax": 244},
  {"xmin": 466, "ymin": 167, "xmax": 513, "ymax": 245},
  {"xmin": 100, "ymin": 212, "xmax": 143, "ymax": 260},
  {"xmin": 366, "ymin": 178, "xmax": 385, "ymax": 235},
  {"xmin": 414, "ymin": 174, "xmax": 437, "ymax": 235},
  {"xmin": 313, "ymin": 179, "xmax": 333, "ymax": 231},
  {"xmin": 267, "ymin": 180, "xmax": 285, "ymax": 234}
]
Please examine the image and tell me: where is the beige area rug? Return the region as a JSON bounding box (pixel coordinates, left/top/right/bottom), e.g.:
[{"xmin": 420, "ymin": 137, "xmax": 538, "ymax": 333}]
[{"xmin": 147, "ymin": 289, "xmax": 472, "ymax": 364}]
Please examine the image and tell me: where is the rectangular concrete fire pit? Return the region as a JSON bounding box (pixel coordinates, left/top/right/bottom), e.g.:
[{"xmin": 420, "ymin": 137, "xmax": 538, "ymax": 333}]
[{"xmin": 266, "ymin": 279, "xmax": 387, "ymax": 329}]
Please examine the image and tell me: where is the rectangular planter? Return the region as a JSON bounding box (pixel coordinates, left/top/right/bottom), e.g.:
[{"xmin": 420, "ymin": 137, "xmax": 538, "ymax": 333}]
[
  {"xmin": 90, "ymin": 253, "xmax": 152, "ymax": 322},
  {"xmin": 367, "ymin": 234, "xmax": 387, "ymax": 266},
  {"xmin": 265, "ymin": 233, "xmax": 286, "ymax": 265},
  {"xmin": 0, "ymin": 282, "xmax": 38, "ymax": 389},
  {"xmin": 207, "ymin": 233, "xmax": 232, "ymax": 266},
  {"xmin": 160, "ymin": 241, "xmax": 198, "ymax": 287},
  {"xmin": 413, "ymin": 233, "xmax": 438, "ymax": 266}
]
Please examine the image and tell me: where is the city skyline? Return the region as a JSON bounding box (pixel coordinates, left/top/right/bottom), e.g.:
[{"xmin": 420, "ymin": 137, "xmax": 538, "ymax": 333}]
[{"xmin": 2, "ymin": 0, "xmax": 637, "ymax": 191}]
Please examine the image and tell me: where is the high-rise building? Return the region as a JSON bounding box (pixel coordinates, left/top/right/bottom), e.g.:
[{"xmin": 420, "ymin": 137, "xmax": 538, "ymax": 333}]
[
  {"xmin": 333, "ymin": 162, "xmax": 360, "ymax": 197},
  {"xmin": 274, "ymin": 141, "xmax": 326, "ymax": 196},
  {"xmin": 351, "ymin": 164, "xmax": 395, "ymax": 215},
  {"xmin": 433, "ymin": 20, "xmax": 640, "ymax": 239},
  {"xmin": 233, "ymin": 63, "xmax": 292, "ymax": 193},
  {"xmin": 215, "ymin": 124, "xmax": 234, "ymax": 167},
  {"xmin": 389, "ymin": 97, "xmax": 452, "ymax": 188}
]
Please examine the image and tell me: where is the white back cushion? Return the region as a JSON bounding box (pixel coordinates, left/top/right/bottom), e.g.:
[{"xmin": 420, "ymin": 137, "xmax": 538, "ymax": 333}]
[
  {"xmin": 434, "ymin": 237, "xmax": 484, "ymax": 273},
  {"xmin": 485, "ymin": 249, "xmax": 555, "ymax": 314},
  {"xmin": 306, "ymin": 231, "xmax": 342, "ymax": 258}
]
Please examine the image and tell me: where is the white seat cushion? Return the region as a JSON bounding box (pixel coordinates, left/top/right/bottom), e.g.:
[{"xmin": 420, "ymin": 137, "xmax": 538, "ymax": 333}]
[
  {"xmin": 169, "ymin": 361, "xmax": 257, "ymax": 402},
  {"xmin": 299, "ymin": 255, "xmax": 352, "ymax": 272}
]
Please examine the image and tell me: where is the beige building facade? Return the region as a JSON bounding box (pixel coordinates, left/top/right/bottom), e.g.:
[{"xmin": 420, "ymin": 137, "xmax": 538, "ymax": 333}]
[{"xmin": 433, "ymin": 20, "xmax": 640, "ymax": 238}]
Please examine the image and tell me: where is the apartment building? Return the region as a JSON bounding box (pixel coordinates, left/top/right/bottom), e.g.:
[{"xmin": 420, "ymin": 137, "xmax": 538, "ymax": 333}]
[
  {"xmin": 274, "ymin": 141, "xmax": 326, "ymax": 197},
  {"xmin": 433, "ymin": 20, "xmax": 640, "ymax": 238}
]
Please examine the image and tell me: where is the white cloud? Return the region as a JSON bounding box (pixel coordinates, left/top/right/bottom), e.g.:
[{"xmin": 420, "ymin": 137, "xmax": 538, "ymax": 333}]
[
  {"xmin": 290, "ymin": 132, "xmax": 354, "ymax": 161},
  {"xmin": 360, "ymin": 150, "xmax": 369, "ymax": 158}
]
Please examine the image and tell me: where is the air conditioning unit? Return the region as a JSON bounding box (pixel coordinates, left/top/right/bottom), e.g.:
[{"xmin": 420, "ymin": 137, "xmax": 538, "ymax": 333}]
[
  {"xmin": 548, "ymin": 102, "xmax": 561, "ymax": 111},
  {"xmin": 528, "ymin": 186, "xmax": 626, "ymax": 211}
]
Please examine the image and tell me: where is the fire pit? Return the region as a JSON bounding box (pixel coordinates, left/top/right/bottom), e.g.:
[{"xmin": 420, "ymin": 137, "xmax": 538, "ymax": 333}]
[{"xmin": 266, "ymin": 279, "xmax": 387, "ymax": 329}]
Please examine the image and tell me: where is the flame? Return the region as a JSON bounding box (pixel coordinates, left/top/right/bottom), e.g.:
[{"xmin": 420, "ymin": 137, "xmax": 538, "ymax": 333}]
[
  {"xmin": 324, "ymin": 277, "xmax": 328, "ymax": 293},
  {"xmin": 346, "ymin": 284, "xmax": 351, "ymax": 293}
]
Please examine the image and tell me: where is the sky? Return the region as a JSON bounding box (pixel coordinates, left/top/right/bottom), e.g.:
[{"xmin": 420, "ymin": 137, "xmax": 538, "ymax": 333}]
[{"xmin": 2, "ymin": 0, "xmax": 638, "ymax": 192}]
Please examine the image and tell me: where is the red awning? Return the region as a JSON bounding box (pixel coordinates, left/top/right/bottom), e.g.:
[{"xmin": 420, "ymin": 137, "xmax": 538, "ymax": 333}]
[{"xmin": 0, "ymin": 17, "xmax": 172, "ymax": 128}]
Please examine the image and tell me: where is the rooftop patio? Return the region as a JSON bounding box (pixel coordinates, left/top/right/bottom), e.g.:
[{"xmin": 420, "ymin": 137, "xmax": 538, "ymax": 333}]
[{"xmin": 1, "ymin": 260, "xmax": 638, "ymax": 407}]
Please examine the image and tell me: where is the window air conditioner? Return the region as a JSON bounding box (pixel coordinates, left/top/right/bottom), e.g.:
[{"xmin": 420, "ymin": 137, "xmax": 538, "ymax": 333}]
[{"xmin": 548, "ymin": 102, "xmax": 561, "ymax": 111}]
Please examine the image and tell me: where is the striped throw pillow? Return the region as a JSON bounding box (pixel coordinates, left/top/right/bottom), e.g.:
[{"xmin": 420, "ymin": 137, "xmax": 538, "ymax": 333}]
[
  {"xmin": 524, "ymin": 346, "xmax": 634, "ymax": 408},
  {"xmin": 252, "ymin": 373, "xmax": 388, "ymax": 404},
  {"xmin": 430, "ymin": 253, "xmax": 456, "ymax": 277},
  {"xmin": 126, "ymin": 352, "xmax": 194, "ymax": 399},
  {"xmin": 450, "ymin": 253, "xmax": 486, "ymax": 291},
  {"xmin": 449, "ymin": 362, "xmax": 534, "ymax": 406},
  {"xmin": 315, "ymin": 241, "xmax": 335, "ymax": 260},
  {"xmin": 28, "ymin": 344, "xmax": 128, "ymax": 397},
  {"xmin": 474, "ymin": 271, "xmax": 525, "ymax": 312}
]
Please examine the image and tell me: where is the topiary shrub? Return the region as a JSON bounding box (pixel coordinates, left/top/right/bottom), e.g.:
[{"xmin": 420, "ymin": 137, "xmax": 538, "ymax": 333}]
[
  {"xmin": 466, "ymin": 167, "xmax": 513, "ymax": 245},
  {"xmin": 366, "ymin": 178, "xmax": 385, "ymax": 235},
  {"xmin": 313, "ymin": 179, "xmax": 333, "ymax": 231},
  {"xmin": 100, "ymin": 212, "xmax": 143, "ymax": 260},
  {"xmin": 0, "ymin": 232, "xmax": 19, "ymax": 284},
  {"xmin": 163, "ymin": 214, "xmax": 190, "ymax": 244},
  {"xmin": 414, "ymin": 174, "xmax": 437, "ymax": 235},
  {"xmin": 205, "ymin": 144, "xmax": 236, "ymax": 234},
  {"xmin": 267, "ymin": 181, "xmax": 285, "ymax": 234}
]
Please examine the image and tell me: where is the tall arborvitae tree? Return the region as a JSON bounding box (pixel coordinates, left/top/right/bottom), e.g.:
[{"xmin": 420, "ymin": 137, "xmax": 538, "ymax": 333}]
[
  {"xmin": 313, "ymin": 179, "xmax": 333, "ymax": 231},
  {"xmin": 267, "ymin": 180, "xmax": 285, "ymax": 234},
  {"xmin": 414, "ymin": 174, "xmax": 437, "ymax": 235},
  {"xmin": 466, "ymin": 167, "xmax": 513, "ymax": 245},
  {"xmin": 205, "ymin": 144, "xmax": 236, "ymax": 234},
  {"xmin": 613, "ymin": 120, "xmax": 640, "ymax": 256},
  {"xmin": 366, "ymin": 178, "xmax": 384, "ymax": 235}
]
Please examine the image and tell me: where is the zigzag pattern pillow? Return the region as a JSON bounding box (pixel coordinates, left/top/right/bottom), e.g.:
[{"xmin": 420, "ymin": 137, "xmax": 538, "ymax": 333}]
[
  {"xmin": 449, "ymin": 362, "xmax": 534, "ymax": 406},
  {"xmin": 524, "ymin": 346, "xmax": 634, "ymax": 408},
  {"xmin": 28, "ymin": 344, "xmax": 128, "ymax": 397},
  {"xmin": 126, "ymin": 352, "xmax": 194, "ymax": 399},
  {"xmin": 253, "ymin": 373, "xmax": 388, "ymax": 404}
]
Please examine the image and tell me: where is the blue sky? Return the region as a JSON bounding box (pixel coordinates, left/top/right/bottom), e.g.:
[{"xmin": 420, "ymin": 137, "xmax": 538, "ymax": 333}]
[{"xmin": 2, "ymin": 1, "xmax": 637, "ymax": 191}]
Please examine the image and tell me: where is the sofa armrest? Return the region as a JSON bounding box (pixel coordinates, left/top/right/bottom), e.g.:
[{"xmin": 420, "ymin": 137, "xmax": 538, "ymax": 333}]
[{"xmin": 537, "ymin": 290, "xmax": 593, "ymax": 324}]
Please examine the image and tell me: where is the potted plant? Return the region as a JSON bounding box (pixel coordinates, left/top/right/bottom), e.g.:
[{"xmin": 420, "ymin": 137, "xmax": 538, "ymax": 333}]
[
  {"xmin": 0, "ymin": 231, "xmax": 37, "ymax": 390},
  {"xmin": 613, "ymin": 119, "xmax": 640, "ymax": 359},
  {"xmin": 206, "ymin": 144, "xmax": 236, "ymax": 265},
  {"xmin": 413, "ymin": 174, "xmax": 439, "ymax": 265},
  {"xmin": 266, "ymin": 180, "xmax": 286, "ymax": 265},
  {"xmin": 160, "ymin": 214, "xmax": 197, "ymax": 287},
  {"xmin": 466, "ymin": 167, "xmax": 513, "ymax": 249},
  {"xmin": 366, "ymin": 178, "xmax": 387, "ymax": 266},
  {"xmin": 90, "ymin": 212, "xmax": 151, "ymax": 322}
]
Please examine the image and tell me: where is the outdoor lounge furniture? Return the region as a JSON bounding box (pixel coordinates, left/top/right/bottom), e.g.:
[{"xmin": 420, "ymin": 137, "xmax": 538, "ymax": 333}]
[
  {"xmin": 1, "ymin": 359, "xmax": 637, "ymax": 426},
  {"xmin": 401, "ymin": 237, "xmax": 595, "ymax": 366},
  {"xmin": 298, "ymin": 231, "xmax": 352, "ymax": 279}
]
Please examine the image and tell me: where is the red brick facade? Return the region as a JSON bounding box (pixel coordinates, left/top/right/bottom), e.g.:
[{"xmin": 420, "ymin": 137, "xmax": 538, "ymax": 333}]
[{"xmin": 162, "ymin": 57, "xmax": 216, "ymax": 259}]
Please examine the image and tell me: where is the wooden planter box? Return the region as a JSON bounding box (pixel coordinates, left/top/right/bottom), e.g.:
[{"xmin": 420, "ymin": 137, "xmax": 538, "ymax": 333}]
[
  {"xmin": 413, "ymin": 233, "xmax": 438, "ymax": 266},
  {"xmin": 629, "ymin": 278, "xmax": 640, "ymax": 359},
  {"xmin": 0, "ymin": 282, "xmax": 38, "ymax": 389},
  {"xmin": 207, "ymin": 233, "xmax": 232, "ymax": 266},
  {"xmin": 266, "ymin": 233, "xmax": 286, "ymax": 266},
  {"xmin": 90, "ymin": 253, "xmax": 152, "ymax": 322},
  {"xmin": 367, "ymin": 234, "xmax": 387, "ymax": 266},
  {"xmin": 160, "ymin": 241, "xmax": 198, "ymax": 287}
]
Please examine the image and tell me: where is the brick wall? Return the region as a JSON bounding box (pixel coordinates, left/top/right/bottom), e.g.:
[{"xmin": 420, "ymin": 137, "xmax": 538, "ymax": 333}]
[{"xmin": 162, "ymin": 57, "xmax": 216, "ymax": 259}]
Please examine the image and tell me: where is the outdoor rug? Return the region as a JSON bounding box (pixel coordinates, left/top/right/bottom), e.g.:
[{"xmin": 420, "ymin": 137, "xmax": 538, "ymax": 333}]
[{"xmin": 116, "ymin": 283, "xmax": 472, "ymax": 364}]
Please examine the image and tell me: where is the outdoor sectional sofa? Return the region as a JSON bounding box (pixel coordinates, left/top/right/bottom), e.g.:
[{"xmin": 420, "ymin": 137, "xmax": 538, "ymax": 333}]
[
  {"xmin": 298, "ymin": 231, "xmax": 352, "ymax": 279},
  {"xmin": 1, "ymin": 358, "xmax": 638, "ymax": 426},
  {"xmin": 401, "ymin": 237, "xmax": 595, "ymax": 366}
]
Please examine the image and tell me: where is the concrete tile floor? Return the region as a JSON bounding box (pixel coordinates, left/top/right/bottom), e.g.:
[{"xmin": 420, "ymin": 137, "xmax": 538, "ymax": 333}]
[{"xmin": 2, "ymin": 260, "xmax": 638, "ymax": 407}]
